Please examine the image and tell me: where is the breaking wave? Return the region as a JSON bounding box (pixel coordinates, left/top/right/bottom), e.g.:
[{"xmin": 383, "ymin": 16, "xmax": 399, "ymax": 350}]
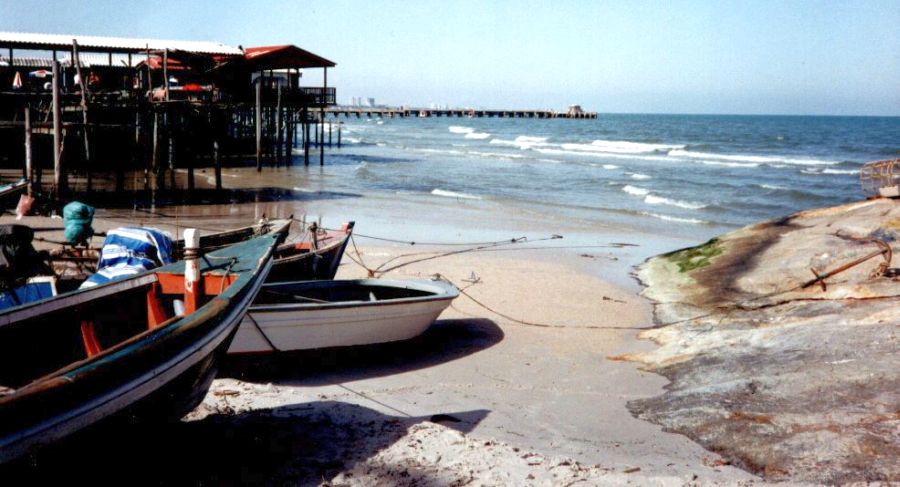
[
  {"xmin": 641, "ymin": 211, "xmax": 707, "ymax": 224},
  {"xmin": 449, "ymin": 126, "xmax": 474, "ymax": 134},
  {"xmin": 622, "ymin": 185, "xmax": 650, "ymax": 196},
  {"xmin": 644, "ymin": 194, "xmax": 707, "ymax": 210}
]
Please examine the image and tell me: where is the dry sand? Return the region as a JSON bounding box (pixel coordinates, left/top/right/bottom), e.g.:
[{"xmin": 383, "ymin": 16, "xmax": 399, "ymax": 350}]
[{"xmin": 4, "ymin": 209, "xmax": 768, "ymax": 485}]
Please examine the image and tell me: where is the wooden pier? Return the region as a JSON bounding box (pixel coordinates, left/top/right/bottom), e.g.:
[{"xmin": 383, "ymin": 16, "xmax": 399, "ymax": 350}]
[
  {"xmin": 0, "ymin": 33, "xmax": 338, "ymax": 202},
  {"xmin": 325, "ymin": 106, "xmax": 597, "ymax": 119}
]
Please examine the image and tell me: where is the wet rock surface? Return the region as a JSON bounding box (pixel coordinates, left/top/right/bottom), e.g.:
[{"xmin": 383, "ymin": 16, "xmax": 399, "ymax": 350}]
[{"xmin": 628, "ymin": 199, "xmax": 900, "ymax": 484}]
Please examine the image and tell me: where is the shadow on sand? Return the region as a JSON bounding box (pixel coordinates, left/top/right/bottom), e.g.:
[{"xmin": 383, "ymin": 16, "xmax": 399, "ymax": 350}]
[
  {"xmin": 221, "ymin": 318, "xmax": 504, "ymax": 385},
  {"xmin": 2, "ymin": 401, "xmax": 490, "ymax": 485}
]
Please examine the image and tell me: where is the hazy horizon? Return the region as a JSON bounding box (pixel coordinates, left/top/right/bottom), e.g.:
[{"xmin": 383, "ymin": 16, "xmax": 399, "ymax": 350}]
[{"xmin": 3, "ymin": 0, "xmax": 898, "ymax": 116}]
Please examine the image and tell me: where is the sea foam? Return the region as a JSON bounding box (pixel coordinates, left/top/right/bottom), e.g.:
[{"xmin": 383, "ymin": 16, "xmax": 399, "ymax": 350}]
[
  {"xmin": 641, "ymin": 211, "xmax": 707, "ymax": 224},
  {"xmin": 668, "ymin": 149, "xmax": 840, "ymax": 166},
  {"xmin": 622, "ymin": 185, "xmax": 650, "ymax": 196},
  {"xmin": 465, "ymin": 132, "xmax": 491, "ymax": 140},
  {"xmin": 644, "ymin": 194, "xmax": 706, "ymax": 210},
  {"xmin": 449, "ymin": 126, "xmax": 474, "ymax": 134},
  {"xmin": 431, "ymin": 188, "xmax": 482, "ymax": 200}
]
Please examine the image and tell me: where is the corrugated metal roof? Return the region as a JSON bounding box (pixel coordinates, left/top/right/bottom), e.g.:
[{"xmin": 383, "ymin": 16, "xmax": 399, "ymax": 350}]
[{"xmin": 0, "ymin": 32, "xmax": 242, "ymax": 55}]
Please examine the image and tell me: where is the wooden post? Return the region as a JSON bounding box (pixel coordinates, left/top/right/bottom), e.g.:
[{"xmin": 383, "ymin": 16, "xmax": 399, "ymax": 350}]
[
  {"xmin": 168, "ymin": 110, "xmax": 175, "ymax": 190},
  {"xmin": 328, "ymin": 121, "xmax": 333, "ymax": 147},
  {"xmin": 285, "ymin": 108, "xmax": 294, "ymax": 165},
  {"xmin": 338, "ymin": 121, "xmax": 341, "ymax": 148},
  {"xmin": 320, "ymin": 67, "xmax": 327, "ymax": 166},
  {"xmin": 152, "ymin": 111, "xmax": 159, "ymax": 189},
  {"xmin": 275, "ymin": 82, "xmax": 282, "ymax": 167},
  {"xmin": 72, "ymin": 40, "xmax": 92, "ymax": 193},
  {"xmin": 24, "ymin": 106, "xmax": 32, "ymax": 194},
  {"xmin": 255, "ymin": 78, "xmax": 262, "ymax": 171},
  {"xmin": 163, "ymin": 49, "xmax": 170, "ymax": 102},
  {"xmin": 183, "ymin": 228, "xmax": 202, "ymax": 314},
  {"xmin": 303, "ymin": 108, "xmax": 310, "ymax": 166},
  {"xmin": 52, "ymin": 60, "xmax": 65, "ymax": 198},
  {"xmin": 212, "ymin": 108, "xmax": 222, "ymax": 190}
]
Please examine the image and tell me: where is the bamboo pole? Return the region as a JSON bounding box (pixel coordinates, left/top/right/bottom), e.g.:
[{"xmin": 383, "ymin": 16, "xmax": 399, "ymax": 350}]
[
  {"xmin": 24, "ymin": 106, "xmax": 32, "ymax": 195},
  {"xmin": 52, "ymin": 60, "xmax": 65, "ymax": 198}
]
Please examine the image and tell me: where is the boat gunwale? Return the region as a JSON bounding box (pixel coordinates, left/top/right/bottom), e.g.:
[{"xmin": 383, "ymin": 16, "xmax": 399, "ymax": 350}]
[{"xmin": 249, "ymin": 278, "xmax": 459, "ymax": 313}]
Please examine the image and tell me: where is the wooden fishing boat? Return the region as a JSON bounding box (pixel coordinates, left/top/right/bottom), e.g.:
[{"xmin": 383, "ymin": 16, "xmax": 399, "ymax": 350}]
[
  {"xmin": 0, "ymin": 179, "xmax": 28, "ymax": 201},
  {"xmin": 49, "ymin": 218, "xmax": 291, "ymax": 287},
  {"xmin": 266, "ymin": 221, "xmax": 354, "ymax": 283},
  {"xmin": 0, "ymin": 232, "xmax": 281, "ymax": 462},
  {"xmin": 229, "ymin": 278, "xmax": 459, "ymax": 354}
]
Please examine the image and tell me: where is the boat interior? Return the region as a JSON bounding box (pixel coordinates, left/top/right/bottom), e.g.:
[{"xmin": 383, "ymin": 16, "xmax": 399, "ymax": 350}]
[
  {"xmin": 254, "ymin": 281, "xmax": 434, "ymax": 305},
  {"xmin": 0, "ymin": 270, "xmax": 239, "ymax": 392}
]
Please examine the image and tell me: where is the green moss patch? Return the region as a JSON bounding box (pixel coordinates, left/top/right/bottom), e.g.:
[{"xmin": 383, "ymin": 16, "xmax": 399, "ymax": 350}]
[{"xmin": 663, "ymin": 238, "xmax": 724, "ymax": 273}]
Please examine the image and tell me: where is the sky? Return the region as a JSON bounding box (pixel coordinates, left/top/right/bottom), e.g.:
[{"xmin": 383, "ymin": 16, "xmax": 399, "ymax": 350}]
[{"xmin": 3, "ymin": 0, "xmax": 899, "ymax": 115}]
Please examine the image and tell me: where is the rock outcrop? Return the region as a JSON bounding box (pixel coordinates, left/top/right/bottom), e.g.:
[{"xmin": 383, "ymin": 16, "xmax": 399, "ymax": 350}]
[{"xmin": 627, "ymin": 198, "xmax": 900, "ymax": 484}]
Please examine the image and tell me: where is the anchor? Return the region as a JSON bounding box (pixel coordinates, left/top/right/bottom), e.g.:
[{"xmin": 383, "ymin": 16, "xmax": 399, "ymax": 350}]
[{"xmin": 802, "ymin": 238, "xmax": 893, "ymax": 291}]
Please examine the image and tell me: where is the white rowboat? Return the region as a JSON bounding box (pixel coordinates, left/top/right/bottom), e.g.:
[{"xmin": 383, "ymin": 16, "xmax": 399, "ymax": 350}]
[{"xmin": 229, "ymin": 278, "xmax": 459, "ymax": 354}]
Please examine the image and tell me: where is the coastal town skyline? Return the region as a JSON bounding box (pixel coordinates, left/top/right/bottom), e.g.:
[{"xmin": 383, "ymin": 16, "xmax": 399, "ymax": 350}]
[{"xmin": 3, "ymin": 0, "xmax": 899, "ymax": 115}]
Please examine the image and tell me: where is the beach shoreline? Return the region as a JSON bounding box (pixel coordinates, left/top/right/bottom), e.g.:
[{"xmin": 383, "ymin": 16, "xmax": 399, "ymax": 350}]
[{"xmin": 4, "ymin": 189, "xmax": 767, "ymax": 484}]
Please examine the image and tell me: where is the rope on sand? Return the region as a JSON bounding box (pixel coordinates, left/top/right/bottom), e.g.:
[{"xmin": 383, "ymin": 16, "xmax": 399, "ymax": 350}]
[{"xmin": 434, "ymin": 274, "xmax": 654, "ymax": 331}]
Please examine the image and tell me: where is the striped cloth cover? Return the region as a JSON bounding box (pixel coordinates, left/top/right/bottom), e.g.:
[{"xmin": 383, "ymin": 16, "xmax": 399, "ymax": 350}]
[{"xmin": 80, "ymin": 227, "xmax": 174, "ymax": 288}]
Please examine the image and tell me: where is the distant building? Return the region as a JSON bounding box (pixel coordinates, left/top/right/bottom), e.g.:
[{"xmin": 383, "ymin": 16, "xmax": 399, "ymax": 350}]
[{"xmin": 366, "ymin": 97, "xmax": 375, "ymax": 107}]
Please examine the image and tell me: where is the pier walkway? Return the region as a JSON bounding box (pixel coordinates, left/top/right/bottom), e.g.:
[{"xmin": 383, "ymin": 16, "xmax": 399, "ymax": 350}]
[{"xmin": 324, "ymin": 107, "xmax": 597, "ymax": 119}]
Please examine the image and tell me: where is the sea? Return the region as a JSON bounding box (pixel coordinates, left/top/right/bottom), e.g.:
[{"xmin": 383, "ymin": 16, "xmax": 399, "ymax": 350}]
[{"xmin": 290, "ymin": 113, "xmax": 898, "ymax": 243}]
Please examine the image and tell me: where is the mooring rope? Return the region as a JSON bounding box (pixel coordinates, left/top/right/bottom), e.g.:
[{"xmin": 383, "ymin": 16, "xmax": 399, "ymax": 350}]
[{"xmin": 432, "ymin": 274, "xmax": 653, "ymax": 331}]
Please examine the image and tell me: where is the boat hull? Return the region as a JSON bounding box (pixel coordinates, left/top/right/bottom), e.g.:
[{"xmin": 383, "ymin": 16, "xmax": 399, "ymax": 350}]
[
  {"xmin": 230, "ymin": 279, "xmax": 458, "ymax": 353},
  {"xmin": 0, "ymin": 238, "xmax": 276, "ymax": 463}
]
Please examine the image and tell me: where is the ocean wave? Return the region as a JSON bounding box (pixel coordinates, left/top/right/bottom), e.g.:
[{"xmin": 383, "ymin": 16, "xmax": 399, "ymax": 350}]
[
  {"xmin": 431, "ymin": 188, "xmax": 482, "ymax": 200},
  {"xmin": 449, "ymin": 126, "xmax": 474, "ymax": 134},
  {"xmin": 622, "ymin": 185, "xmax": 650, "ymax": 196},
  {"xmin": 668, "ymin": 149, "xmax": 840, "ymax": 166},
  {"xmin": 640, "ymin": 211, "xmax": 708, "ymax": 224},
  {"xmin": 534, "ymin": 148, "xmax": 672, "ymax": 162},
  {"xmin": 539, "ymin": 158, "xmax": 563, "ymax": 164},
  {"xmin": 468, "ymin": 150, "xmax": 526, "ymax": 159},
  {"xmin": 490, "ymin": 135, "xmax": 550, "ymax": 149},
  {"xmin": 602, "ymin": 164, "xmax": 620, "ymax": 169},
  {"xmin": 629, "ymin": 173, "xmax": 652, "ymax": 180},
  {"xmin": 561, "ymin": 140, "xmax": 684, "ymax": 154},
  {"xmin": 465, "ymin": 132, "xmax": 491, "ymax": 140},
  {"xmin": 802, "ymin": 168, "xmax": 859, "ymax": 175},
  {"xmin": 418, "ymin": 148, "xmax": 464, "ymax": 155},
  {"xmin": 644, "ymin": 194, "xmax": 707, "ymax": 210},
  {"xmin": 759, "ymin": 184, "xmax": 785, "ymax": 190}
]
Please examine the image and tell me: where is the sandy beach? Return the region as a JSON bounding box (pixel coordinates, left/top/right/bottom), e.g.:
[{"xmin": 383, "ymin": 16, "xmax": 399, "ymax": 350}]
[{"xmin": 2, "ymin": 194, "xmax": 766, "ymax": 485}]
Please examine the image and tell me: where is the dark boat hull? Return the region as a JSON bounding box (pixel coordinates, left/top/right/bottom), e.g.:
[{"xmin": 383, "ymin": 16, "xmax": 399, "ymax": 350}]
[
  {"xmin": 0, "ymin": 238, "xmax": 276, "ymax": 463},
  {"xmin": 266, "ymin": 223, "xmax": 354, "ymax": 282}
]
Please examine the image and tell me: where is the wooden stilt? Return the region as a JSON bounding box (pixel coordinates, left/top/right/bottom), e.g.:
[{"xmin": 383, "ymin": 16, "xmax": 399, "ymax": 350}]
[
  {"xmin": 275, "ymin": 82, "xmax": 282, "ymax": 167},
  {"xmin": 52, "ymin": 60, "xmax": 65, "ymax": 199},
  {"xmin": 255, "ymin": 79, "xmax": 262, "ymax": 172},
  {"xmin": 72, "ymin": 40, "xmax": 92, "ymax": 194},
  {"xmin": 24, "ymin": 106, "xmax": 32, "ymax": 194},
  {"xmin": 321, "ymin": 67, "xmax": 327, "ymax": 166},
  {"xmin": 337, "ymin": 121, "xmax": 342, "ymax": 148}
]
